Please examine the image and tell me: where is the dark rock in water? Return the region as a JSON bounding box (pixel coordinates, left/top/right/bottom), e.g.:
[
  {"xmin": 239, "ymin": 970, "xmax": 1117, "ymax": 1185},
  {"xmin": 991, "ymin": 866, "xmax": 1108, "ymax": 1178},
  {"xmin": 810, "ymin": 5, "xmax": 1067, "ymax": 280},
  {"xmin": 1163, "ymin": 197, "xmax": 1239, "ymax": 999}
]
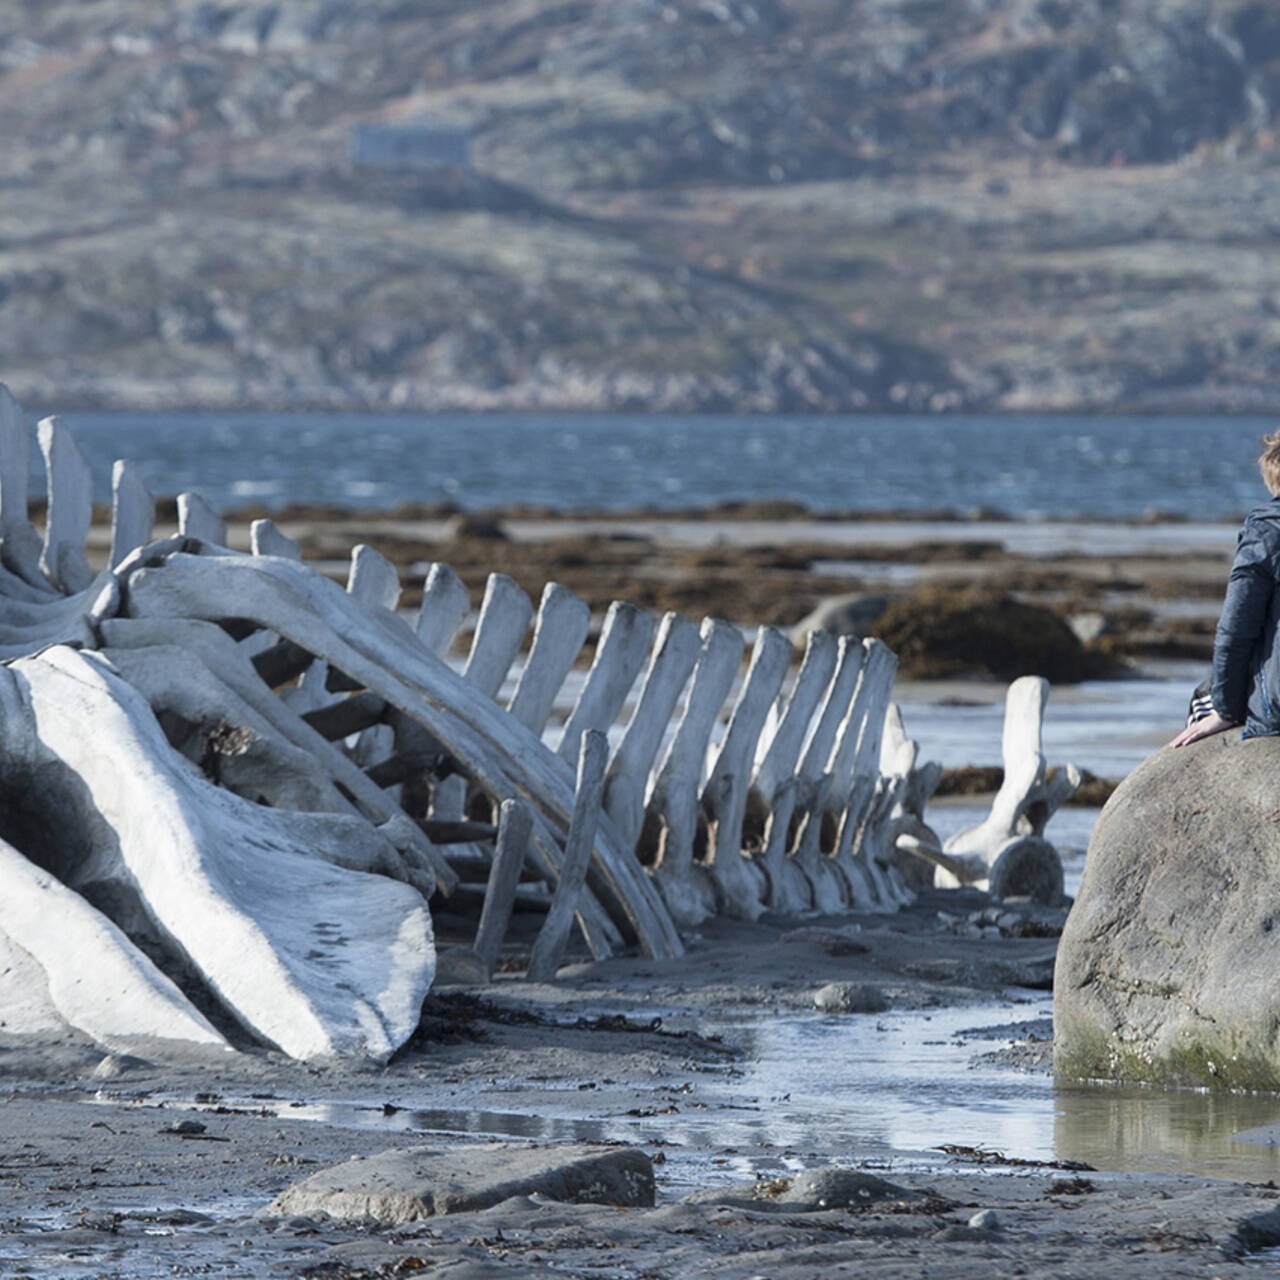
[
  {"xmin": 874, "ymin": 585, "xmax": 1113, "ymax": 683},
  {"xmin": 264, "ymin": 1143, "xmax": 654, "ymax": 1225},
  {"xmin": 445, "ymin": 514, "xmax": 509, "ymax": 541},
  {"xmin": 1055, "ymin": 734, "xmax": 1280, "ymax": 1090}
]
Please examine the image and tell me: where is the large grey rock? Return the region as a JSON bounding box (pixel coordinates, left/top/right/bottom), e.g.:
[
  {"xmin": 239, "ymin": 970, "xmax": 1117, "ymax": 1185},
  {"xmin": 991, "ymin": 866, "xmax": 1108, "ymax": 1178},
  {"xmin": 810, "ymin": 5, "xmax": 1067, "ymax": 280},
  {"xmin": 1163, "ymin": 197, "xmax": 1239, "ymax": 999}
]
[
  {"xmin": 266, "ymin": 1144, "xmax": 655, "ymax": 1224},
  {"xmin": 1055, "ymin": 734, "xmax": 1280, "ymax": 1090}
]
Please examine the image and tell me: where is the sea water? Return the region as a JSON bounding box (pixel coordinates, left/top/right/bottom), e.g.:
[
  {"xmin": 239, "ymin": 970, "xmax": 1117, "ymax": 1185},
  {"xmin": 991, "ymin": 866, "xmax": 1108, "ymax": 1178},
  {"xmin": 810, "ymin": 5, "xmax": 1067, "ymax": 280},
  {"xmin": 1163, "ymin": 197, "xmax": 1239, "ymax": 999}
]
[{"xmin": 47, "ymin": 410, "xmax": 1275, "ymax": 519}]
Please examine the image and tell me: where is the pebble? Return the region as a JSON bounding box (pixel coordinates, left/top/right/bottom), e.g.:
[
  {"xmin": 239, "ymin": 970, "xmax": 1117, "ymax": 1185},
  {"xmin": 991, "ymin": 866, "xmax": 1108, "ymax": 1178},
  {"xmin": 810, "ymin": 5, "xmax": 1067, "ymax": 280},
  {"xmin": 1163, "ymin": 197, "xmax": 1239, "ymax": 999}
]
[
  {"xmin": 969, "ymin": 1208, "xmax": 1001, "ymax": 1231},
  {"xmin": 812, "ymin": 982, "xmax": 891, "ymax": 1014}
]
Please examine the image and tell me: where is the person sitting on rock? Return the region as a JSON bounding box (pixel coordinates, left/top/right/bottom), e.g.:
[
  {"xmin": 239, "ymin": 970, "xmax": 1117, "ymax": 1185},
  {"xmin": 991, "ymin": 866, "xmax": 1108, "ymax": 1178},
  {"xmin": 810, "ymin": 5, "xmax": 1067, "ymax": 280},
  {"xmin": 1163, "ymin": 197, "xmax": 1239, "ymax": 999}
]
[{"xmin": 1172, "ymin": 430, "xmax": 1280, "ymax": 747}]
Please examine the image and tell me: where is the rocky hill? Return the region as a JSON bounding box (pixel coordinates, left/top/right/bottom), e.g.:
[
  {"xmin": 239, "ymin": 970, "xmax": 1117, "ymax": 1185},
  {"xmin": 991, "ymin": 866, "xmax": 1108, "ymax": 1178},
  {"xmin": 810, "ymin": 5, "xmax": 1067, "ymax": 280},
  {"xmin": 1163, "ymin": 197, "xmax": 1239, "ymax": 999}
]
[{"xmin": 3, "ymin": 0, "xmax": 1280, "ymax": 413}]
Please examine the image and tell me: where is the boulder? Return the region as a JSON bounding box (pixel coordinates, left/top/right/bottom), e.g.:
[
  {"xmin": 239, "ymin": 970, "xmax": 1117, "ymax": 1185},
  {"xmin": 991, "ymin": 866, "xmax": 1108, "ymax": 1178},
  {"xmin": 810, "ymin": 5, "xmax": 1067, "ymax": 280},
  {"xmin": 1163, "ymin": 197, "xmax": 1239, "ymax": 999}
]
[
  {"xmin": 265, "ymin": 1144, "xmax": 655, "ymax": 1225},
  {"xmin": 1054, "ymin": 733, "xmax": 1280, "ymax": 1090},
  {"xmin": 873, "ymin": 585, "xmax": 1112, "ymax": 682}
]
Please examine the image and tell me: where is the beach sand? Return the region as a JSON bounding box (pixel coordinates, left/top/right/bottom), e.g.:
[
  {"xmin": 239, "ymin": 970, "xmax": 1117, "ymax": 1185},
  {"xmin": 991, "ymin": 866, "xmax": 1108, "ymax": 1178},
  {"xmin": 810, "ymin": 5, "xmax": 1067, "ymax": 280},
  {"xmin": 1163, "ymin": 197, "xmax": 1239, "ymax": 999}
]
[{"xmin": 2, "ymin": 899, "xmax": 1276, "ymax": 1276}]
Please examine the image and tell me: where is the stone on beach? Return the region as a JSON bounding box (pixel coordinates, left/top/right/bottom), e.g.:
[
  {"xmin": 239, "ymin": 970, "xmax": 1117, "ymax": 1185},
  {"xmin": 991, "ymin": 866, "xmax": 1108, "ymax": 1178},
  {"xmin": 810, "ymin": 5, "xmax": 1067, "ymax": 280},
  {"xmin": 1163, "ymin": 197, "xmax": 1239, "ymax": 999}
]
[
  {"xmin": 812, "ymin": 981, "xmax": 891, "ymax": 1014},
  {"xmin": 1055, "ymin": 734, "xmax": 1280, "ymax": 1089},
  {"xmin": 265, "ymin": 1143, "xmax": 655, "ymax": 1224}
]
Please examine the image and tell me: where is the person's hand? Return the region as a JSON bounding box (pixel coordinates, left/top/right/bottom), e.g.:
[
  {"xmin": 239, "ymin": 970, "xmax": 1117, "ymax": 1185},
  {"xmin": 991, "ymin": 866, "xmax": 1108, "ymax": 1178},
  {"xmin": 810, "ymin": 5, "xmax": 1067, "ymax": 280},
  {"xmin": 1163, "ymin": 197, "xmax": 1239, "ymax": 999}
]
[{"xmin": 1169, "ymin": 710, "xmax": 1237, "ymax": 748}]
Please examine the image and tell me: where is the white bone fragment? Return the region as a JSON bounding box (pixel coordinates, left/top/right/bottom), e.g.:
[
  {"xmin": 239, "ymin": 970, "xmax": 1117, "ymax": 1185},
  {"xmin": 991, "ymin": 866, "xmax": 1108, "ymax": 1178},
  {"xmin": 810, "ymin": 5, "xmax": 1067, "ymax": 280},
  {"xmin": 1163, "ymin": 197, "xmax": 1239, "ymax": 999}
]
[
  {"xmin": 830, "ymin": 640, "xmax": 899, "ymax": 906},
  {"xmin": 0, "ymin": 385, "xmax": 52, "ymax": 592},
  {"xmin": 602, "ymin": 611, "xmax": 701, "ymax": 853},
  {"xmin": 753, "ymin": 631, "xmax": 837, "ymax": 916},
  {"xmin": 464, "ymin": 573, "xmax": 533, "ymax": 698},
  {"xmin": 5, "ymin": 647, "xmax": 436, "ymax": 1062},
  {"xmin": 121, "ymin": 552, "xmax": 678, "ymax": 958},
  {"xmin": 557, "ymin": 601, "xmax": 654, "ymax": 766},
  {"xmin": 702, "ymin": 626, "xmax": 791, "ymax": 921},
  {"xmin": 0, "ymin": 836, "xmax": 230, "ymax": 1053},
  {"xmin": 344, "ymin": 546, "xmax": 403, "ymax": 768},
  {"xmin": 528, "ymin": 730, "xmax": 608, "ymax": 982},
  {"xmin": 430, "ymin": 574, "xmax": 532, "ymax": 822},
  {"xmin": 472, "ymin": 799, "xmax": 534, "ymax": 978},
  {"xmin": 348, "ymin": 544, "xmax": 401, "ymax": 612},
  {"xmin": 37, "ymin": 415, "xmax": 94, "ymax": 594},
  {"xmin": 938, "ymin": 676, "xmax": 1076, "ymax": 903},
  {"xmin": 416, "ymin": 562, "xmax": 470, "ymax": 658},
  {"xmin": 508, "ymin": 582, "xmax": 591, "ymax": 736},
  {"xmin": 878, "ymin": 705, "xmax": 944, "ymax": 892},
  {"xmin": 651, "ymin": 618, "xmax": 743, "ymax": 928},
  {"xmin": 250, "ymin": 518, "xmax": 300, "ymax": 560},
  {"xmin": 789, "ymin": 638, "xmax": 866, "ymax": 913},
  {"xmin": 110, "ymin": 459, "xmax": 156, "ymax": 570},
  {"xmin": 177, "ymin": 492, "xmax": 227, "ymax": 547}
]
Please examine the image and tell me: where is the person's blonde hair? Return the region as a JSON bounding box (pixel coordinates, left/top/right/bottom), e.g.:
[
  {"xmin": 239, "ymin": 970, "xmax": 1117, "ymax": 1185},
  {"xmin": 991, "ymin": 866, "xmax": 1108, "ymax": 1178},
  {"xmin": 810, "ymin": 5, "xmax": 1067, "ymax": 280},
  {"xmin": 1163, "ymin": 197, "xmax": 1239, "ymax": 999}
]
[{"xmin": 1261, "ymin": 432, "xmax": 1280, "ymax": 496}]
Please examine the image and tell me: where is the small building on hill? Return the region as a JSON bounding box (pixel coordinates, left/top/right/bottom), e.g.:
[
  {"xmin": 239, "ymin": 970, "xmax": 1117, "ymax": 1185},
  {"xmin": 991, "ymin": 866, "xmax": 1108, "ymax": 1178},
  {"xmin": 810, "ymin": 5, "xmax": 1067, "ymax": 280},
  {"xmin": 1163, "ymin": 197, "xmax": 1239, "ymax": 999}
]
[{"xmin": 351, "ymin": 122, "xmax": 471, "ymax": 171}]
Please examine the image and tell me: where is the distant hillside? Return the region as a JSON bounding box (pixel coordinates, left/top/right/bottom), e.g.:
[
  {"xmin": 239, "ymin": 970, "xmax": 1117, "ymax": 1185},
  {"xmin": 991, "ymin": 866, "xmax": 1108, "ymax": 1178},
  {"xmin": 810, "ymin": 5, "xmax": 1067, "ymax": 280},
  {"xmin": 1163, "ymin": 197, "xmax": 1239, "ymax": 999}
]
[{"xmin": 3, "ymin": 0, "xmax": 1280, "ymax": 413}]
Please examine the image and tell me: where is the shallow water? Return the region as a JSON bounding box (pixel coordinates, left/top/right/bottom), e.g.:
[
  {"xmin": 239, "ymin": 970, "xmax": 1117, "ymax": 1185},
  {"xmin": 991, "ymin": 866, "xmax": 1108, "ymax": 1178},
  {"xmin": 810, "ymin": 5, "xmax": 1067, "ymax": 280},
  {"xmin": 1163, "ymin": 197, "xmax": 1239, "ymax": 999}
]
[{"xmin": 126, "ymin": 1003, "xmax": 1280, "ymax": 1194}]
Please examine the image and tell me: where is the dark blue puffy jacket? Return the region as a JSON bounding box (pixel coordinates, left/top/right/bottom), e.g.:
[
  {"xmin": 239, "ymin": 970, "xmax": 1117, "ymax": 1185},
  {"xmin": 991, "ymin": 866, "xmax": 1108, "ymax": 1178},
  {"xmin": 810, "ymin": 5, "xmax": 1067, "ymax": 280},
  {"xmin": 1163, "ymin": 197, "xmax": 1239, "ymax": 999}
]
[{"xmin": 1212, "ymin": 496, "xmax": 1280, "ymax": 735}]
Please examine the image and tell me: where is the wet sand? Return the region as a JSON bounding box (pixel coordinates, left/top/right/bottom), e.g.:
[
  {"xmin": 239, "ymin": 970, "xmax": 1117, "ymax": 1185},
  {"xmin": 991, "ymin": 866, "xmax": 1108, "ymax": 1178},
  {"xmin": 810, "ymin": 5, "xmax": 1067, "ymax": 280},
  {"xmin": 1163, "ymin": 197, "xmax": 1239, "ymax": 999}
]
[{"xmin": 4, "ymin": 899, "xmax": 1280, "ymax": 1276}]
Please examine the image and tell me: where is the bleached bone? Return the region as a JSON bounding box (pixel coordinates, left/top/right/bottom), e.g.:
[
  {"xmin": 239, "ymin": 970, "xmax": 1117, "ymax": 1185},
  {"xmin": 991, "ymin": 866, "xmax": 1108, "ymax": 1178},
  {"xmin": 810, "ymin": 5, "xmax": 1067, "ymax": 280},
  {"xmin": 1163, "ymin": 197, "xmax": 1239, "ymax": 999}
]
[
  {"xmin": 753, "ymin": 630, "xmax": 837, "ymax": 916},
  {"xmin": 97, "ymin": 615, "xmax": 454, "ymax": 897},
  {"xmin": 879, "ymin": 705, "xmax": 944, "ymax": 892},
  {"xmin": 934, "ymin": 676, "xmax": 1076, "ymax": 903},
  {"xmin": 2, "ymin": 646, "xmax": 435, "ymax": 1062},
  {"xmin": 344, "ymin": 545, "xmax": 402, "ymax": 770},
  {"xmin": 416, "ymin": 562, "xmax": 470, "ymax": 657},
  {"xmin": 250, "ymin": 518, "xmax": 300, "ymax": 560},
  {"xmin": 349, "ymin": 544, "xmax": 401, "ymax": 611},
  {"xmin": 464, "ymin": 573, "xmax": 533, "ymax": 697},
  {"xmin": 557, "ymin": 601, "xmax": 654, "ymax": 767},
  {"xmin": 528, "ymin": 730, "xmax": 608, "ymax": 982},
  {"xmin": 508, "ymin": 582, "xmax": 591, "ymax": 736},
  {"xmin": 0, "ymin": 385, "xmax": 52, "ymax": 592},
  {"xmin": 0, "ymin": 835, "xmax": 231, "ymax": 1053},
  {"xmin": 431, "ymin": 572, "xmax": 533, "ymax": 821},
  {"xmin": 703, "ymin": 626, "xmax": 791, "ymax": 921},
  {"xmin": 284, "ymin": 541, "xmax": 399, "ymax": 719},
  {"xmin": 830, "ymin": 640, "xmax": 900, "ymax": 907},
  {"xmin": 650, "ymin": 618, "xmax": 744, "ymax": 928},
  {"xmin": 120, "ymin": 551, "xmax": 680, "ymax": 959},
  {"xmin": 788, "ymin": 638, "xmax": 866, "ymax": 914},
  {"xmin": 602, "ymin": 611, "xmax": 701, "ymax": 853},
  {"xmin": 111, "ymin": 459, "xmax": 156, "ymax": 569},
  {"xmin": 177, "ymin": 492, "xmax": 227, "ymax": 546},
  {"xmin": 472, "ymin": 799, "xmax": 534, "ymax": 979},
  {"xmin": 37, "ymin": 415, "xmax": 94, "ymax": 595}
]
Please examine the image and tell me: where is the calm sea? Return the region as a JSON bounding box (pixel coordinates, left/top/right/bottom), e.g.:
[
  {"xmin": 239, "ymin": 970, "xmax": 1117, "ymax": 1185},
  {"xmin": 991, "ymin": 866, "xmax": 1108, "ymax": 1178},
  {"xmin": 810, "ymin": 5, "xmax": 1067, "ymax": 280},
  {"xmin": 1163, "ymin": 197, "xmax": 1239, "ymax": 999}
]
[{"xmin": 52, "ymin": 410, "xmax": 1276, "ymax": 519}]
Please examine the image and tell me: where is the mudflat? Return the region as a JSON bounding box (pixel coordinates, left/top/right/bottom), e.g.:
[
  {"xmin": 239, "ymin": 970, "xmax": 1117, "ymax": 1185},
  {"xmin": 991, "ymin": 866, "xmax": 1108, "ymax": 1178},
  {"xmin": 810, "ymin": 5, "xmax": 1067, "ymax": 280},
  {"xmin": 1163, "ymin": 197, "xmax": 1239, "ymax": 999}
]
[{"xmin": 3, "ymin": 896, "xmax": 1278, "ymax": 1277}]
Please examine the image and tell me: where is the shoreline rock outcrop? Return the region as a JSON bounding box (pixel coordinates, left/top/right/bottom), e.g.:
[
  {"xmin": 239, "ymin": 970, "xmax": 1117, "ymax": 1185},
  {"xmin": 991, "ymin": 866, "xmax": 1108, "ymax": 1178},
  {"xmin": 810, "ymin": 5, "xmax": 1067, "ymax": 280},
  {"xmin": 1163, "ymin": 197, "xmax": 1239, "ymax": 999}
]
[{"xmin": 1055, "ymin": 733, "xmax": 1280, "ymax": 1090}]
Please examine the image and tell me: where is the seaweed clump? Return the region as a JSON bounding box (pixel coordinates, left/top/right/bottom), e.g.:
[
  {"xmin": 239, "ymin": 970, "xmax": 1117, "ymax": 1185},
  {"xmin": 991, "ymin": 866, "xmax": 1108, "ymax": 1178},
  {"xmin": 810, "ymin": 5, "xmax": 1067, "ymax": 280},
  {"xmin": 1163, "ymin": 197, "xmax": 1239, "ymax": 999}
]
[{"xmin": 874, "ymin": 585, "xmax": 1118, "ymax": 683}]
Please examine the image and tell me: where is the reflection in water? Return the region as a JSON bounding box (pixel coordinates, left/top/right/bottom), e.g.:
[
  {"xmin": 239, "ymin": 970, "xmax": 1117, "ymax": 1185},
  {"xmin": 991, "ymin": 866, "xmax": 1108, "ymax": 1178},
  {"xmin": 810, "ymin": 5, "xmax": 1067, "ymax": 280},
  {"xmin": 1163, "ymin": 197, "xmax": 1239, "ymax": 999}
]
[
  {"xmin": 1055, "ymin": 1082, "xmax": 1280, "ymax": 1183},
  {"xmin": 126, "ymin": 1006, "xmax": 1280, "ymax": 1191}
]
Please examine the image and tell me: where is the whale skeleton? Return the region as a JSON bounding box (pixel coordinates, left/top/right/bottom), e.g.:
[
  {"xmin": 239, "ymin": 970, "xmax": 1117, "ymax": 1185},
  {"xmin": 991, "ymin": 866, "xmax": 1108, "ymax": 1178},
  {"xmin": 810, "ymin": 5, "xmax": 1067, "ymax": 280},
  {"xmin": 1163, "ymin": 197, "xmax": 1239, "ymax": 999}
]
[{"xmin": 0, "ymin": 384, "xmax": 1075, "ymax": 1061}]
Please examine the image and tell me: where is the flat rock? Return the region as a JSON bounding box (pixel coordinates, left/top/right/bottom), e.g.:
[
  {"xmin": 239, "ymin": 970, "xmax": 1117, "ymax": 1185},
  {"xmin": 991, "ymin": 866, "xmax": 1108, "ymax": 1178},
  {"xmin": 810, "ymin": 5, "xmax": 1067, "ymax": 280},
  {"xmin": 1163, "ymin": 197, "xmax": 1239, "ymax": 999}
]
[
  {"xmin": 265, "ymin": 1143, "xmax": 655, "ymax": 1225},
  {"xmin": 813, "ymin": 981, "xmax": 890, "ymax": 1014},
  {"xmin": 1055, "ymin": 734, "xmax": 1280, "ymax": 1089},
  {"xmin": 688, "ymin": 1167, "xmax": 914, "ymax": 1213},
  {"xmin": 778, "ymin": 1168, "xmax": 914, "ymax": 1210}
]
